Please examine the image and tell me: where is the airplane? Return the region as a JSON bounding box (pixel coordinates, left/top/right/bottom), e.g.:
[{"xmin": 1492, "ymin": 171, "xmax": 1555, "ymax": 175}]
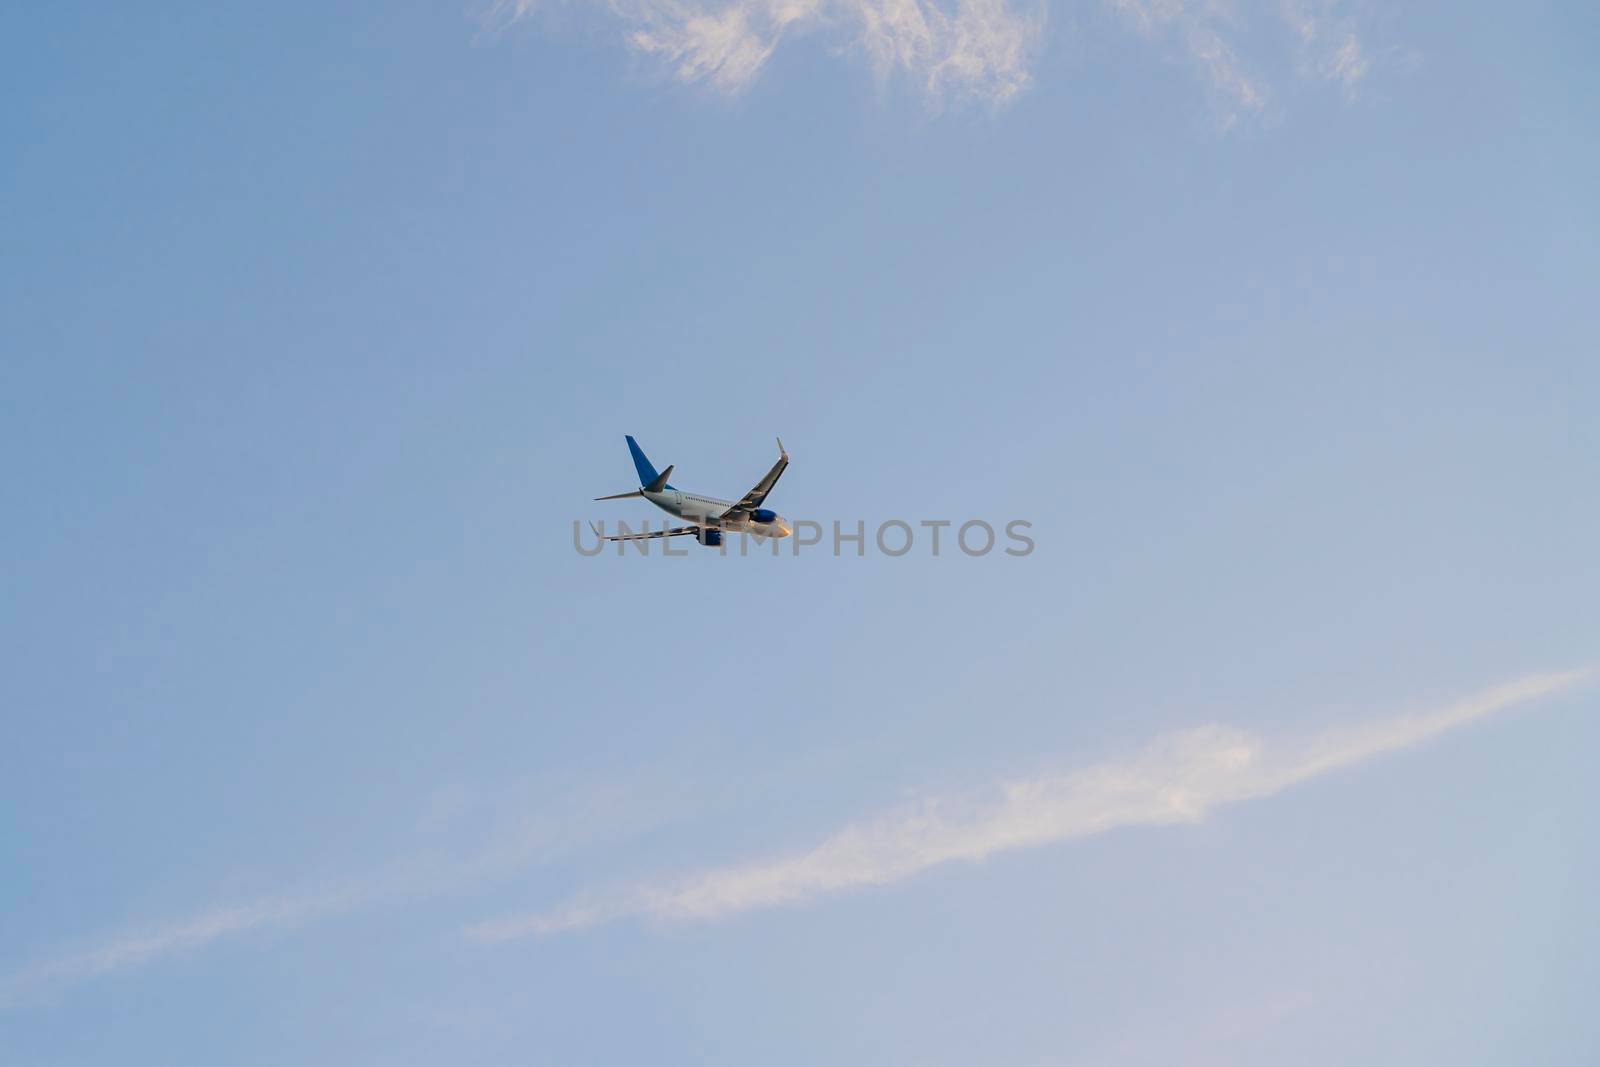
[{"xmin": 591, "ymin": 435, "xmax": 792, "ymax": 548}]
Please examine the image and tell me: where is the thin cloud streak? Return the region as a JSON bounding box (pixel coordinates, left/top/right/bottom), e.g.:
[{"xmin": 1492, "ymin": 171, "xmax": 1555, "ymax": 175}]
[
  {"xmin": 469, "ymin": 668, "xmax": 1590, "ymax": 940},
  {"xmin": 11, "ymin": 670, "xmax": 1577, "ymax": 1001},
  {"xmin": 0, "ymin": 885, "xmax": 370, "ymax": 1007},
  {"xmin": 0, "ymin": 781, "xmax": 675, "ymax": 1008}
]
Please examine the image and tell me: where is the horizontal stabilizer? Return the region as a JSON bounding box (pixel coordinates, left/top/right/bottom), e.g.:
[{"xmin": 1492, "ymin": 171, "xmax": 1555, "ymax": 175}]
[
  {"xmin": 595, "ymin": 489, "xmax": 644, "ymax": 501},
  {"xmin": 588, "ymin": 521, "xmax": 700, "ymax": 543}
]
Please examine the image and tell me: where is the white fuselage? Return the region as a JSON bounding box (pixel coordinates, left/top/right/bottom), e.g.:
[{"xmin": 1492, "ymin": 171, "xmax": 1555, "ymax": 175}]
[{"xmin": 644, "ymin": 489, "xmax": 792, "ymax": 538}]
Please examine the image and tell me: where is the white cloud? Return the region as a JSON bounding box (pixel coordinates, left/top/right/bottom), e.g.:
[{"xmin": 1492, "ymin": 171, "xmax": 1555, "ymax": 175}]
[
  {"xmin": 620, "ymin": 0, "xmax": 795, "ymax": 92},
  {"xmin": 494, "ymin": 0, "xmax": 1379, "ymax": 112},
  {"xmin": 495, "ymin": 0, "xmax": 1042, "ymax": 103},
  {"xmin": 468, "ymin": 668, "xmax": 1590, "ymax": 940}
]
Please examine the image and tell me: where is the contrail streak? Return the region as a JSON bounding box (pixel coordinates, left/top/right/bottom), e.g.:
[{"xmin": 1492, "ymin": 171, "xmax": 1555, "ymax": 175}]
[
  {"xmin": 5, "ymin": 669, "xmax": 1584, "ymax": 1004},
  {"xmin": 0, "ymin": 781, "xmax": 669, "ymax": 1007},
  {"xmin": 467, "ymin": 668, "xmax": 1590, "ymax": 941}
]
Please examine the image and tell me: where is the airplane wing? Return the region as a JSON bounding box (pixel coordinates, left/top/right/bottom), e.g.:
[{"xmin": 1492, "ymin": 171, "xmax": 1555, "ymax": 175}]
[
  {"xmin": 588, "ymin": 522, "xmax": 700, "ymax": 543},
  {"xmin": 726, "ymin": 438, "xmax": 789, "ymax": 513}
]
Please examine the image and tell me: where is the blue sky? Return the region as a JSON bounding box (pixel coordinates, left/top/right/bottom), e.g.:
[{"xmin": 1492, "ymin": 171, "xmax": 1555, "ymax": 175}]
[{"xmin": 3, "ymin": 2, "xmax": 1598, "ymax": 1063}]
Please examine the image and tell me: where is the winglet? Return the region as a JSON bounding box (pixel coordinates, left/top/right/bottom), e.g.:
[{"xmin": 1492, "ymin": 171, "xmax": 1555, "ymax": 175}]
[{"xmin": 777, "ymin": 437, "xmax": 787, "ymax": 458}]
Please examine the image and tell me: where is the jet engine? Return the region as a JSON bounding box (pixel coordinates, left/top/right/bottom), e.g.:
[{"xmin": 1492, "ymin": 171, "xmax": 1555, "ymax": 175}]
[
  {"xmin": 696, "ymin": 528, "xmax": 723, "ymax": 547},
  {"xmin": 751, "ymin": 508, "xmax": 777, "ymax": 524}
]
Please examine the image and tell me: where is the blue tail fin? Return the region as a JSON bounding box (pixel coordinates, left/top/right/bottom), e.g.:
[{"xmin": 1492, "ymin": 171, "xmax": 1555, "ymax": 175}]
[{"xmin": 626, "ymin": 435, "xmax": 663, "ymax": 488}]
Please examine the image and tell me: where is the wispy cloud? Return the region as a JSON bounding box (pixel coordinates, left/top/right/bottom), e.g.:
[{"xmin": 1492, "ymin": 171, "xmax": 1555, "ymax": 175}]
[
  {"xmin": 1111, "ymin": 1, "xmax": 1268, "ymax": 127},
  {"xmin": 493, "ymin": 0, "xmax": 1379, "ymax": 110},
  {"xmin": 469, "ymin": 668, "xmax": 1590, "ymax": 940},
  {"xmin": 0, "ymin": 780, "xmax": 676, "ymax": 1008},
  {"xmin": 0, "ymin": 884, "xmax": 371, "ymax": 1007},
  {"xmin": 1278, "ymin": 0, "xmax": 1370, "ymax": 96},
  {"xmin": 493, "ymin": 0, "xmax": 1043, "ymax": 103},
  {"xmin": 1108, "ymin": 0, "xmax": 1375, "ymax": 127},
  {"xmin": 11, "ymin": 669, "xmax": 1578, "ymax": 1004}
]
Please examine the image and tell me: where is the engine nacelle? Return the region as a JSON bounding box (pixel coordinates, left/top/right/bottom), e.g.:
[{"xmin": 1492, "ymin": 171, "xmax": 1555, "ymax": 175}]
[
  {"xmin": 696, "ymin": 528, "xmax": 723, "ymax": 547},
  {"xmin": 751, "ymin": 508, "xmax": 777, "ymax": 525}
]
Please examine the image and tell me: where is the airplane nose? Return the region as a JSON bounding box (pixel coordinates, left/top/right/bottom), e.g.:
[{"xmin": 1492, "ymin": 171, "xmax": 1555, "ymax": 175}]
[{"xmin": 776, "ymin": 517, "xmax": 792, "ymax": 538}]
